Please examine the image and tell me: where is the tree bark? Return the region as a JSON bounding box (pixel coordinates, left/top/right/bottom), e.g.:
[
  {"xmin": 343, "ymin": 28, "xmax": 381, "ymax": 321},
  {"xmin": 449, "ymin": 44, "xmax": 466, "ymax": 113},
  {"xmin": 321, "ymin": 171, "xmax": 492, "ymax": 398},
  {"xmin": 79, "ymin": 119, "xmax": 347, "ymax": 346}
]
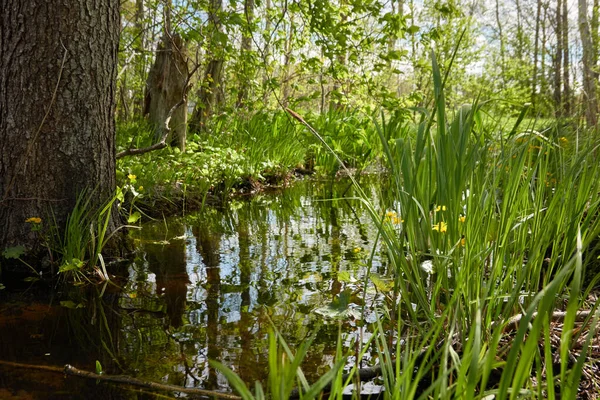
[
  {"xmin": 144, "ymin": 7, "xmax": 189, "ymax": 153},
  {"xmin": 562, "ymin": 0, "xmax": 571, "ymax": 115},
  {"xmin": 191, "ymin": 0, "xmax": 225, "ymax": 132},
  {"xmin": 532, "ymin": 0, "xmax": 542, "ymax": 107},
  {"xmin": 0, "ymin": 0, "xmax": 120, "ymax": 252},
  {"xmin": 578, "ymin": 0, "xmax": 599, "ymax": 126},
  {"xmin": 554, "ymin": 0, "xmax": 563, "ymax": 116},
  {"xmin": 495, "ymin": 0, "xmax": 506, "ymax": 86},
  {"xmin": 236, "ymin": 0, "xmax": 256, "ymax": 108}
]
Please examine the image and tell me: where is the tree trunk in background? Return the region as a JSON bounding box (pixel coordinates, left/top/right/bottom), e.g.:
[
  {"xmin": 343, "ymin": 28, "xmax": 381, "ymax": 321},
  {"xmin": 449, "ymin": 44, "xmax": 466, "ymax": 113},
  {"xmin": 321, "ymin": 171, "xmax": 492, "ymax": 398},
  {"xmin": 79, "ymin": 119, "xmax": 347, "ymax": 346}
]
[
  {"xmin": 532, "ymin": 0, "xmax": 542, "ymax": 107},
  {"xmin": 134, "ymin": 0, "xmax": 147, "ymax": 117},
  {"xmin": 281, "ymin": 18, "xmax": 295, "ymax": 108},
  {"xmin": 578, "ymin": 0, "xmax": 599, "ymax": 126},
  {"xmin": 554, "ymin": 0, "xmax": 563, "ymax": 117},
  {"xmin": 191, "ymin": 0, "xmax": 225, "ymax": 132},
  {"xmin": 541, "ymin": 2, "xmax": 548, "ymax": 103},
  {"xmin": 144, "ymin": 33, "xmax": 188, "ymax": 151},
  {"xmin": 0, "ymin": 0, "xmax": 120, "ymax": 251},
  {"xmin": 562, "ymin": 0, "xmax": 571, "ymax": 115},
  {"xmin": 592, "ymin": 0, "xmax": 599, "ymax": 73},
  {"xmin": 330, "ymin": 5, "xmax": 348, "ymax": 112},
  {"xmin": 515, "ymin": 0, "xmax": 524, "ymax": 60},
  {"xmin": 262, "ymin": 0, "xmax": 272, "ymax": 107},
  {"xmin": 236, "ymin": 0, "xmax": 256, "ymax": 108},
  {"xmin": 495, "ymin": 0, "xmax": 506, "ymax": 87}
]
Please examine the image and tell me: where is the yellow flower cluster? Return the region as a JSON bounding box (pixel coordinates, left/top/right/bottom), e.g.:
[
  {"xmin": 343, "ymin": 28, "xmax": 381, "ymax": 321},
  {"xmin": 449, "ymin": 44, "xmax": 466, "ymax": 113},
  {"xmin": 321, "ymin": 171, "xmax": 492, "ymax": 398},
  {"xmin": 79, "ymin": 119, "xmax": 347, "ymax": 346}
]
[
  {"xmin": 26, "ymin": 217, "xmax": 42, "ymax": 224},
  {"xmin": 432, "ymin": 221, "xmax": 447, "ymax": 233},
  {"xmin": 385, "ymin": 210, "xmax": 404, "ymax": 224}
]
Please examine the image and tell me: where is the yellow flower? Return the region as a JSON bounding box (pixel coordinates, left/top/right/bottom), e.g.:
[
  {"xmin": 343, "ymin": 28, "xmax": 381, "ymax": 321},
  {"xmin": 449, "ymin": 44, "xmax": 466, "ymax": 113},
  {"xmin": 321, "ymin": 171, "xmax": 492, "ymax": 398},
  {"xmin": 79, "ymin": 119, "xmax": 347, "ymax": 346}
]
[
  {"xmin": 459, "ymin": 215, "xmax": 466, "ymax": 223},
  {"xmin": 460, "ymin": 237, "xmax": 466, "ymax": 246},
  {"xmin": 432, "ymin": 221, "xmax": 447, "ymax": 233},
  {"xmin": 392, "ymin": 216, "xmax": 404, "ymax": 224},
  {"xmin": 138, "ymin": 186, "xmax": 144, "ymax": 191},
  {"xmin": 435, "ymin": 205, "xmax": 447, "ymax": 212},
  {"xmin": 385, "ymin": 211, "xmax": 396, "ymax": 217},
  {"xmin": 26, "ymin": 217, "xmax": 42, "ymax": 224},
  {"xmin": 353, "ymin": 247, "xmax": 361, "ymax": 253},
  {"xmin": 128, "ymin": 174, "xmax": 137, "ymax": 181},
  {"xmin": 559, "ymin": 136, "xmax": 568, "ymax": 144}
]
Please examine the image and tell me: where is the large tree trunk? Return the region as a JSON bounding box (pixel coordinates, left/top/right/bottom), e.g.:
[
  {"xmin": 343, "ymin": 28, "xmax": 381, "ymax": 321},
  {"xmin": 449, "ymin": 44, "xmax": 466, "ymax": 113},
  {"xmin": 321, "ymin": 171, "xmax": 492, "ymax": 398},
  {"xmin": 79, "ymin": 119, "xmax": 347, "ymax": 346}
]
[
  {"xmin": 0, "ymin": 0, "xmax": 120, "ymax": 252},
  {"xmin": 579, "ymin": 0, "xmax": 599, "ymax": 126}
]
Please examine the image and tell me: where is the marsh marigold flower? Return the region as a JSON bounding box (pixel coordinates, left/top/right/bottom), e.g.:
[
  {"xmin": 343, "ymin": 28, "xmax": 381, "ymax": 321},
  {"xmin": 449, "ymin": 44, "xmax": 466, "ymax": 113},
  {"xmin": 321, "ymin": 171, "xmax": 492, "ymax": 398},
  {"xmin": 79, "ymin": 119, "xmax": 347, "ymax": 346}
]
[
  {"xmin": 459, "ymin": 215, "xmax": 466, "ymax": 223},
  {"xmin": 432, "ymin": 221, "xmax": 447, "ymax": 233},
  {"xmin": 392, "ymin": 216, "xmax": 404, "ymax": 224},
  {"xmin": 435, "ymin": 205, "xmax": 447, "ymax": 212},
  {"xmin": 26, "ymin": 217, "xmax": 42, "ymax": 224},
  {"xmin": 128, "ymin": 174, "xmax": 137, "ymax": 181}
]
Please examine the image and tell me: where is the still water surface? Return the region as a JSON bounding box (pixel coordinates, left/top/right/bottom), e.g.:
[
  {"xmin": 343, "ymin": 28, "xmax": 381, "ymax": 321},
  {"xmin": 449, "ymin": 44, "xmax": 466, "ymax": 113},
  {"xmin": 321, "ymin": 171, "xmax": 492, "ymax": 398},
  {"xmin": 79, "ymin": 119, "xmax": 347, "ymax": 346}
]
[{"xmin": 0, "ymin": 178, "xmax": 394, "ymax": 398}]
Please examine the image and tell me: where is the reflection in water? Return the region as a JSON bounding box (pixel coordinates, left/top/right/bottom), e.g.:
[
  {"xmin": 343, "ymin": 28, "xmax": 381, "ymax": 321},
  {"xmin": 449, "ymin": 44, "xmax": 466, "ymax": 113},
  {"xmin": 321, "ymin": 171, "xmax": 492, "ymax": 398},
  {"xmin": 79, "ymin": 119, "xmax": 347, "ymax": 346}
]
[{"xmin": 0, "ymin": 178, "xmax": 392, "ymax": 397}]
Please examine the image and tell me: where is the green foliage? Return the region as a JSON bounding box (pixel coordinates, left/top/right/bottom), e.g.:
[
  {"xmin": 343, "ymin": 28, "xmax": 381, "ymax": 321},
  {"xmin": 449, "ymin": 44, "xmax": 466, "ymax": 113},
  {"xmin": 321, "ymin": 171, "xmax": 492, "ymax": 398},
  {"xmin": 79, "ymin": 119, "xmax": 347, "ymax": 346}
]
[{"xmin": 49, "ymin": 190, "xmax": 120, "ymax": 283}]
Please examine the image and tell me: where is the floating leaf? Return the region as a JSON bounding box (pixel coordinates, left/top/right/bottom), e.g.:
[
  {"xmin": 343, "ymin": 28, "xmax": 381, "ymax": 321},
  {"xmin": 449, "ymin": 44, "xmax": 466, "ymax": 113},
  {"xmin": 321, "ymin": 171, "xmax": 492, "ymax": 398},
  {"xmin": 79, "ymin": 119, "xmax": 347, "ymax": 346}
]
[
  {"xmin": 314, "ymin": 289, "xmax": 361, "ymax": 320},
  {"xmin": 60, "ymin": 300, "xmax": 84, "ymax": 309},
  {"xmin": 370, "ymin": 273, "xmax": 394, "ymax": 292}
]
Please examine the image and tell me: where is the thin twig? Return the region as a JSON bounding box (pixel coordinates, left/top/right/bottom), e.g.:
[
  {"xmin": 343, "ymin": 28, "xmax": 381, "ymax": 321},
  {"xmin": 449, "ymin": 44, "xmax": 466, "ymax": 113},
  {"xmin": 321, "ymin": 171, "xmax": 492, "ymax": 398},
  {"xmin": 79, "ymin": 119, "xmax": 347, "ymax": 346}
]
[{"xmin": 0, "ymin": 360, "xmax": 240, "ymax": 400}]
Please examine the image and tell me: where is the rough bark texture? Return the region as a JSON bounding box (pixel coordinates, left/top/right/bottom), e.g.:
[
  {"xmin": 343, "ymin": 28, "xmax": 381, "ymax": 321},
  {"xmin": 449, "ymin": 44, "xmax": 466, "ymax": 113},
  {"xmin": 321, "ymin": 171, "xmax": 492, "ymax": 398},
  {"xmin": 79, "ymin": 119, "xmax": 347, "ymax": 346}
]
[
  {"xmin": 0, "ymin": 0, "xmax": 120, "ymax": 251},
  {"xmin": 144, "ymin": 33, "xmax": 188, "ymax": 151},
  {"xmin": 579, "ymin": 0, "xmax": 599, "ymax": 126}
]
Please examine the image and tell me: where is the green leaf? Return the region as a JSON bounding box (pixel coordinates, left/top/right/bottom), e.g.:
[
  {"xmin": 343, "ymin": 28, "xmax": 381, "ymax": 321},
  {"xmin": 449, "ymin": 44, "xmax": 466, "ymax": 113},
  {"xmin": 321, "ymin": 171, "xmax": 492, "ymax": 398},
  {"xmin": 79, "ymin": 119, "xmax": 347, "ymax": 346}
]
[
  {"xmin": 406, "ymin": 25, "xmax": 420, "ymax": 34},
  {"xmin": 127, "ymin": 211, "xmax": 141, "ymax": 224},
  {"xmin": 2, "ymin": 245, "xmax": 26, "ymax": 259},
  {"xmin": 60, "ymin": 300, "xmax": 84, "ymax": 309},
  {"xmin": 95, "ymin": 360, "xmax": 103, "ymax": 375},
  {"xmin": 59, "ymin": 258, "xmax": 85, "ymax": 273},
  {"xmin": 370, "ymin": 273, "xmax": 394, "ymax": 292}
]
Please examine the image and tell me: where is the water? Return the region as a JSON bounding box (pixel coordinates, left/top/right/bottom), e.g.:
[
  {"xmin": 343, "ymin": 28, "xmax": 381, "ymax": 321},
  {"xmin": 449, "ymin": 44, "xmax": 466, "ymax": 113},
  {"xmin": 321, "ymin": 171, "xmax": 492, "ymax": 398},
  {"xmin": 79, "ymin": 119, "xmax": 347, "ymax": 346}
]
[{"xmin": 0, "ymin": 178, "xmax": 394, "ymax": 398}]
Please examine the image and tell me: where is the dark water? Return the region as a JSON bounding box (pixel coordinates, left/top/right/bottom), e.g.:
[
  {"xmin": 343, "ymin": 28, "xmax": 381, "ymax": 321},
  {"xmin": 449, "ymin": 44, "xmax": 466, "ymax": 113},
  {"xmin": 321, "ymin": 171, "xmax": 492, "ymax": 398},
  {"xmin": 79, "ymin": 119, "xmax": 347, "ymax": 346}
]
[{"xmin": 0, "ymin": 179, "xmax": 394, "ymax": 399}]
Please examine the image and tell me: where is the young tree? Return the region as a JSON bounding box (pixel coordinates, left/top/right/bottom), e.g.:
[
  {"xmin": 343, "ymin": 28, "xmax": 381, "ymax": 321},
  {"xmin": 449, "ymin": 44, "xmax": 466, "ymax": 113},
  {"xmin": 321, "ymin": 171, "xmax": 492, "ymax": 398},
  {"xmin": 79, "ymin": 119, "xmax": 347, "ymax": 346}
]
[{"xmin": 0, "ymin": 0, "xmax": 120, "ymax": 252}]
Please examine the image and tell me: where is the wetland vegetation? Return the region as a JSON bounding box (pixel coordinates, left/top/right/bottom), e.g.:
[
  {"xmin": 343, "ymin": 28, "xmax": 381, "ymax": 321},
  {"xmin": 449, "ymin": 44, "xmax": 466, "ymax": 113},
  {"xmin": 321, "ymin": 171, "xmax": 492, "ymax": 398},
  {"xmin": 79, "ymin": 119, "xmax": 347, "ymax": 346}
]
[{"xmin": 2, "ymin": 0, "xmax": 600, "ymax": 399}]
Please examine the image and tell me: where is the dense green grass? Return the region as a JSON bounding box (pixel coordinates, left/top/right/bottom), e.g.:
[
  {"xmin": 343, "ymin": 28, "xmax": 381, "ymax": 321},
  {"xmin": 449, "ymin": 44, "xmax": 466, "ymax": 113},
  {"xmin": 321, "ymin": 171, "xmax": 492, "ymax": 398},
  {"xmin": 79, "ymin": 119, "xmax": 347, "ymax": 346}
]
[
  {"xmin": 212, "ymin": 54, "xmax": 600, "ymax": 399},
  {"xmin": 116, "ymin": 109, "xmax": 385, "ymax": 210}
]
